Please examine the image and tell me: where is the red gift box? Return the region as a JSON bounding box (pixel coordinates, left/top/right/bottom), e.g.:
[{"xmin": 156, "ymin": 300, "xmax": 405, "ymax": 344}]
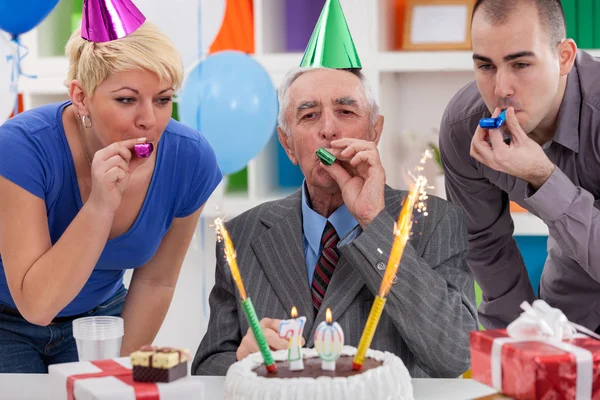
[{"xmin": 470, "ymin": 329, "xmax": 600, "ymax": 400}]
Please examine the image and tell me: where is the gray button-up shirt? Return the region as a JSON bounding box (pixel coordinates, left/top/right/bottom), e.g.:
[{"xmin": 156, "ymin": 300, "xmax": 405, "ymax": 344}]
[{"xmin": 439, "ymin": 50, "xmax": 600, "ymax": 330}]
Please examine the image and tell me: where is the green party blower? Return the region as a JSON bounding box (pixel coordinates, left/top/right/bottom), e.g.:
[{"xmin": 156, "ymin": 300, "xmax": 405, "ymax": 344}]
[{"xmin": 316, "ymin": 148, "xmax": 336, "ymax": 166}]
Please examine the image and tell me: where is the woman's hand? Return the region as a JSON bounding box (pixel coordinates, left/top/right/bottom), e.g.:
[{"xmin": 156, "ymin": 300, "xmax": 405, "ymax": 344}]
[{"xmin": 87, "ymin": 138, "xmax": 147, "ymax": 215}]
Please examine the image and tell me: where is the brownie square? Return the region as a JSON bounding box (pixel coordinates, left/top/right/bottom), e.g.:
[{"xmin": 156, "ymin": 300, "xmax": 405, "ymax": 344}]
[{"xmin": 132, "ymin": 360, "xmax": 188, "ymax": 383}]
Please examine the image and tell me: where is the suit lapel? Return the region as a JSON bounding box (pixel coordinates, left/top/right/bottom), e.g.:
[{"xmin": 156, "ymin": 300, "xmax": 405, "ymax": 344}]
[
  {"xmin": 308, "ymin": 186, "xmax": 405, "ymax": 340},
  {"xmin": 251, "ymin": 186, "xmax": 405, "ymax": 339},
  {"xmin": 251, "ymin": 190, "xmax": 316, "ymax": 329}
]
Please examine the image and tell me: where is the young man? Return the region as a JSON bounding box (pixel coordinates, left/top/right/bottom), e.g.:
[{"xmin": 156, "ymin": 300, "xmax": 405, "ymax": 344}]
[{"xmin": 440, "ymin": 0, "xmax": 600, "ymax": 331}]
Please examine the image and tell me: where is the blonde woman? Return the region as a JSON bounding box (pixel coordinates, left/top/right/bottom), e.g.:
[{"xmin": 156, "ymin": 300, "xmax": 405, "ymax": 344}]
[{"xmin": 0, "ymin": 7, "xmax": 222, "ymax": 372}]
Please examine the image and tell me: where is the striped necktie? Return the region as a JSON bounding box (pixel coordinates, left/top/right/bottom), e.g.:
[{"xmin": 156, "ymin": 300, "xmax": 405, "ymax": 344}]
[{"xmin": 311, "ymin": 221, "xmax": 340, "ymax": 315}]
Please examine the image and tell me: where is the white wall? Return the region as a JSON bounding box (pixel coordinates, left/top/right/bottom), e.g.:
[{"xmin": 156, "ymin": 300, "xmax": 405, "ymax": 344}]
[{"xmin": 123, "ymin": 215, "xmax": 217, "ymax": 363}]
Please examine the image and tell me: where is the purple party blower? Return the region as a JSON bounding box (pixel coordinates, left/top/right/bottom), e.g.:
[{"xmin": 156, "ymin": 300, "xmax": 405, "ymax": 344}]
[{"xmin": 134, "ymin": 142, "xmax": 153, "ymax": 158}]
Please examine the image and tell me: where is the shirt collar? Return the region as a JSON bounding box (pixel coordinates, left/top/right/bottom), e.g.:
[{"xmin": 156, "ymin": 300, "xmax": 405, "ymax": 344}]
[
  {"xmin": 553, "ymin": 54, "xmax": 581, "ymax": 153},
  {"xmin": 301, "ymin": 181, "xmax": 359, "ymax": 254}
]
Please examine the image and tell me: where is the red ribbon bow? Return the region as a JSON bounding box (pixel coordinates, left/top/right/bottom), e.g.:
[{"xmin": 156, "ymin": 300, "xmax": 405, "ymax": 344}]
[{"xmin": 67, "ymin": 359, "xmax": 159, "ymax": 400}]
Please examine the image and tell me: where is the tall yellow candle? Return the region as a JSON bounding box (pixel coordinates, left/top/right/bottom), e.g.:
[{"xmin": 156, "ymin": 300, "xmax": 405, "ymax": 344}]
[{"xmin": 352, "ymin": 177, "xmax": 425, "ymax": 370}]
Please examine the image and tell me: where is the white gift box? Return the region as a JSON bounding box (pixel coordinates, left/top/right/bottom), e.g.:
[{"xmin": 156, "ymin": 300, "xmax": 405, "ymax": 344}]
[{"xmin": 49, "ymin": 357, "xmax": 204, "ymax": 400}]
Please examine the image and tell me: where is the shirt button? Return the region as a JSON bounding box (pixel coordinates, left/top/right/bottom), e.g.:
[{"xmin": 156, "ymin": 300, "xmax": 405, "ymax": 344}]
[{"xmin": 376, "ymin": 262, "xmax": 385, "ymax": 271}]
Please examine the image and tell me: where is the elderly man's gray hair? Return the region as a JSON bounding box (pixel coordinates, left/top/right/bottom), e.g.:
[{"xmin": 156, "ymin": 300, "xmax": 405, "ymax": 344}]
[{"xmin": 277, "ymin": 67, "xmax": 380, "ymax": 135}]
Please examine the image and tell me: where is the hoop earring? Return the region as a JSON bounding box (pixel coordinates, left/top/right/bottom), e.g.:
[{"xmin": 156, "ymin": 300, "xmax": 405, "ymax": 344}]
[{"xmin": 80, "ymin": 114, "xmax": 92, "ymax": 129}]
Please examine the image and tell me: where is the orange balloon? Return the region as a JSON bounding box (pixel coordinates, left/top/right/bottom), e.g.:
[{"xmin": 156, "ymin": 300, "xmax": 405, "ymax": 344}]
[
  {"xmin": 510, "ymin": 201, "xmax": 528, "ymax": 213},
  {"xmin": 394, "ymin": 0, "xmax": 407, "ymax": 50},
  {"xmin": 8, "ymin": 93, "xmax": 24, "ymax": 119},
  {"xmin": 209, "ymin": 0, "xmax": 254, "ymax": 54}
]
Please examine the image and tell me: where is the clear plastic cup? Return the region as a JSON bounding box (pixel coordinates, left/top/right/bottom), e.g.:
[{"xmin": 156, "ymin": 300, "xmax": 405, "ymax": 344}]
[{"xmin": 72, "ymin": 316, "xmax": 124, "ymax": 361}]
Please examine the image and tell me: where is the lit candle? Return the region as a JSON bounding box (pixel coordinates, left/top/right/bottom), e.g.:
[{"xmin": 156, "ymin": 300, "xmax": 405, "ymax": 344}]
[
  {"xmin": 314, "ymin": 308, "xmax": 344, "ymax": 371},
  {"xmin": 278, "ymin": 306, "xmax": 307, "ymax": 371}
]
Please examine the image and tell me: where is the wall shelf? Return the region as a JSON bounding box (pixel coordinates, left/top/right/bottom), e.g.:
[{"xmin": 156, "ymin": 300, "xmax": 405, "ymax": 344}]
[
  {"xmin": 377, "ymin": 51, "xmax": 474, "ymax": 72},
  {"xmin": 512, "ymin": 212, "xmax": 549, "ymax": 236}
]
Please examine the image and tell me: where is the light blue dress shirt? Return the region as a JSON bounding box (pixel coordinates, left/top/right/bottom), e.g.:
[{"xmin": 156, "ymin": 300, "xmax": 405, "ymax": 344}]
[{"xmin": 301, "ymin": 182, "xmax": 361, "ymax": 285}]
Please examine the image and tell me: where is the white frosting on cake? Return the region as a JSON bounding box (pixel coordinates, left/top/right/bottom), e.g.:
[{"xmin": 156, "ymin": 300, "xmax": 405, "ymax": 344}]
[{"xmin": 224, "ymin": 345, "xmax": 414, "ymax": 400}]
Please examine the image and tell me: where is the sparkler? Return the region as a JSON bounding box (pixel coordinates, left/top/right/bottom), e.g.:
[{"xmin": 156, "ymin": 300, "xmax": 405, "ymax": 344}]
[
  {"xmin": 352, "ymin": 151, "xmax": 431, "ymax": 370},
  {"xmin": 214, "ymin": 218, "xmax": 277, "ymax": 373}
]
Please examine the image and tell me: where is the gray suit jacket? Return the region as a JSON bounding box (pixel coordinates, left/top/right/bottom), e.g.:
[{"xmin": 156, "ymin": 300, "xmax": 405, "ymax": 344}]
[{"xmin": 192, "ymin": 186, "xmax": 478, "ymax": 378}]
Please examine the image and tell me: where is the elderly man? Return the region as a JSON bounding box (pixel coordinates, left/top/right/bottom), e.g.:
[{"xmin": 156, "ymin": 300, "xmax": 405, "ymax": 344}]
[{"xmin": 192, "ymin": 64, "xmax": 478, "ymax": 378}]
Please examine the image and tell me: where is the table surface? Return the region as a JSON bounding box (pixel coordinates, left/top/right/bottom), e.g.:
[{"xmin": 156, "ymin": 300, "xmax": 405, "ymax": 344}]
[{"xmin": 1, "ymin": 374, "xmax": 501, "ymax": 399}]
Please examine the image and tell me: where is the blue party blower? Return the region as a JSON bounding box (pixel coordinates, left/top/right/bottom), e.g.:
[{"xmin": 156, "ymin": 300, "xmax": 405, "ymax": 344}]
[
  {"xmin": 479, "ymin": 109, "xmax": 507, "ymax": 129},
  {"xmin": 479, "ymin": 109, "xmax": 512, "ymax": 144}
]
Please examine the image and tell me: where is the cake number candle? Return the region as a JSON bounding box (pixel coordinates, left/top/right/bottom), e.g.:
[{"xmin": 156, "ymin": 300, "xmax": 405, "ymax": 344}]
[
  {"xmin": 214, "ymin": 218, "xmax": 277, "ymax": 373},
  {"xmin": 278, "ymin": 306, "xmax": 307, "ymax": 371},
  {"xmin": 314, "ymin": 308, "xmax": 344, "ymax": 371}
]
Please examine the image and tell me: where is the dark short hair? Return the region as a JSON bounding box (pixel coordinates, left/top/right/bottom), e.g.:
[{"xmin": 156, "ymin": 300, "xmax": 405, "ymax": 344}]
[{"xmin": 472, "ymin": 0, "xmax": 566, "ymax": 48}]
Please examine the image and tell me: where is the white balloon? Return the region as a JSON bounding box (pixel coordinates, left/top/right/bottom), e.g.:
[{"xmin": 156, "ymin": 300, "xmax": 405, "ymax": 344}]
[
  {"xmin": 0, "ymin": 32, "xmax": 16, "ymax": 125},
  {"xmin": 133, "ymin": 0, "xmax": 226, "ymax": 69}
]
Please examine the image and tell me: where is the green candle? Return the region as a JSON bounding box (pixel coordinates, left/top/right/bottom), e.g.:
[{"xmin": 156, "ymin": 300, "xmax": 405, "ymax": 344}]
[
  {"xmin": 242, "ymin": 297, "xmax": 277, "ymax": 373},
  {"xmin": 214, "ymin": 218, "xmax": 276, "ymax": 373}
]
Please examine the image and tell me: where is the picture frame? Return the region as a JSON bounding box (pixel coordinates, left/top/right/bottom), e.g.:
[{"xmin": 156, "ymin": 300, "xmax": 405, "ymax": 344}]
[{"xmin": 402, "ymin": 0, "xmax": 474, "ymax": 51}]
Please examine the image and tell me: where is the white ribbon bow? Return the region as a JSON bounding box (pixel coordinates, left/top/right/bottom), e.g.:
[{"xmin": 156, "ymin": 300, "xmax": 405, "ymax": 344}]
[
  {"xmin": 507, "ymin": 300, "xmax": 600, "ymax": 341},
  {"xmin": 491, "ymin": 300, "xmax": 600, "ymax": 400}
]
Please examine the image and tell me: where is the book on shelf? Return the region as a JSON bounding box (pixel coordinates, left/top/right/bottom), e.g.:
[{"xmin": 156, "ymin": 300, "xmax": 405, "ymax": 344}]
[
  {"xmin": 576, "ymin": 0, "xmax": 594, "ymax": 49},
  {"xmin": 562, "ymin": 0, "xmax": 577, "ymax": 43}
]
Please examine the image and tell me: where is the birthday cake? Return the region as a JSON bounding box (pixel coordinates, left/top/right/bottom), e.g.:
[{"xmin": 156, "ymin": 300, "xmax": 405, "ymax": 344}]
[{"xmin": 224, "ymin": 345, "xmax": 414, "ymax": 400}]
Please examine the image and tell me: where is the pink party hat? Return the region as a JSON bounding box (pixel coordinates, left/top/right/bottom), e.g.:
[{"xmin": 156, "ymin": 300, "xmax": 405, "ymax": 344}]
[{"xmin": 81, "ymin": 0, "xmax": 146, "ymax": 43}]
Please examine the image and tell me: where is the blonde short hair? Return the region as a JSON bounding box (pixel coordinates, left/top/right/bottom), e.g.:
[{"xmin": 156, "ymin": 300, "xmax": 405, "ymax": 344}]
[{"xmin": 65, "ymin": 21, "xmax": 184, "ymax": 95}]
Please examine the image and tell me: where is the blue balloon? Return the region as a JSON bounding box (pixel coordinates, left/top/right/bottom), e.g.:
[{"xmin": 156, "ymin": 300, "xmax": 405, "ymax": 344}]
[
  {"xmin": 0, "ymin": 0, "xmax": 60, "ymax": 36},
  {"xmin": 179, "ymin": 50, "xmax": 278, "ymax": 175}
]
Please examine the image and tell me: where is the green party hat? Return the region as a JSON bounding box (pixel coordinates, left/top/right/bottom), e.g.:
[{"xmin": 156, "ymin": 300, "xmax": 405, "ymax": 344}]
[{"xmin": 299, "ymin": 0, "xmax": 362, "ymax": 70}]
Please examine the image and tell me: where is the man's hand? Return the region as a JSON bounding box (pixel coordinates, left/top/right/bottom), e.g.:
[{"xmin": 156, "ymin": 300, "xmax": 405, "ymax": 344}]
[
  {"xmin": 321, "ymin": 138, "xmax": 385, "ymax": 229},
  {"xmin": 470, "ymin": 107, "xmax": 555, "ymax": 190},
  {"xmin": 236, "ymin": 318, "xmax": 298, "ymax": 361}
]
